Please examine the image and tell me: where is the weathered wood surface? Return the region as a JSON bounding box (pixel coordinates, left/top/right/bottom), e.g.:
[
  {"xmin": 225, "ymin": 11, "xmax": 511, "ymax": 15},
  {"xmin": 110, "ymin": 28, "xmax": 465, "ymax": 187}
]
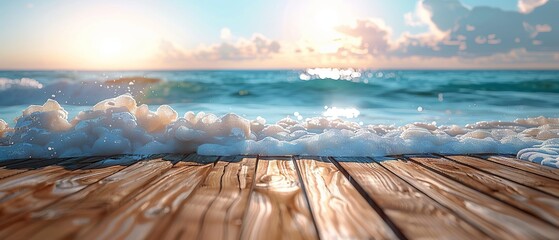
[
  {"xmin": 157, "ymin": 156, "xmax": 257, "ymax": 240},
  {"xmin": 1, "ymin": 155, "xmax": 175, "ymax": 239},
  {"xmin": 241, "ymin": 157, "xmax": 318, "ymax": 240},
  {"xmin": 411, "ymin": 155, "xmax": 559, "ymax": 227},
  {"xmin": 480, "ymin": 155, "xmax": 559, "ymax": 181},
  {"xmin": 0, "ymin": 158, "xmax": 69, "ymax": 180},
  {"xmin": 0, "ymin": 154, "xmax": 557, "ymax": 240},
  {"xmin": 378, "ymin": 156, "xmax": 559, "ymax": 239},
  {"xmin": 0, "ymin": 156, "xmax": 123, "ymax": 228},
  {"xmin": 295, "ymin": 157, "xmax": 400, "ymax": 240},
  {"xmin": 78, "ymin": 154, "xmax": 218, "ymax": 240},
  {"xmin": 333, "ymin": 157, "xmax": 488, "ymax": 239},
  {"xmin": 445, "ymin": 155, "xmax": 559, "ymax": 197}
]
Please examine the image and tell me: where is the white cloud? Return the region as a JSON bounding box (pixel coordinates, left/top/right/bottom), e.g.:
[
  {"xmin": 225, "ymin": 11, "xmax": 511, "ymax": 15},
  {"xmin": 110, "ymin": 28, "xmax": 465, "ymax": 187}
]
[
  {"xmin": 158, "ymin": 1, "xmax": 559, "ymax": 67},
  {"xmin": 404, "ymin": 11, "xmax": 424, "ymax": 27},
  {"xmin": 320, "ymin": 0, "xmax": 559, "ymax": 64},
  {"xmin": 518, "ymin": 0, "xmax": 548, "ymax": 13},
  {"xmin": 194, "ymin": 34, "xmax": 280, "ymax": 61},
  {"xmin": 159, "ymin": 33, "xmax": 281, "ymax": 62},
  {"xmin": 394, "ymin": 0, "xmax": 559, "ymax": 57},
  {"xmin": 421, "ymin": 0, "xmax": 469, "ymax": 32},
  {"xmin": 335, "ymin": 19, "xmax": 393, "ymax": 56},
  {"xmin": 158, "ymin": 40, "xmax": 187, "ymax": 61}
]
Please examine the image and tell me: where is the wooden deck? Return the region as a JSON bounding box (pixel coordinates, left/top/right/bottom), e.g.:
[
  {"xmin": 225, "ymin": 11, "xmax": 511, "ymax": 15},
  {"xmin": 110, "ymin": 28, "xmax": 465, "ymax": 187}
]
[{"xmin": 0, "ymin": 154, "xmax": 558, "ymax": 239}]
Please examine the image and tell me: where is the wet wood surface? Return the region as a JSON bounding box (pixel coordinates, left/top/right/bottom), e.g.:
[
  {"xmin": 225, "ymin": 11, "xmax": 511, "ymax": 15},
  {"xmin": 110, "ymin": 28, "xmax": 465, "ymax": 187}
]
[{"xmin": 0, "ymin": 154, "xmax": 557, "ymax": 240}]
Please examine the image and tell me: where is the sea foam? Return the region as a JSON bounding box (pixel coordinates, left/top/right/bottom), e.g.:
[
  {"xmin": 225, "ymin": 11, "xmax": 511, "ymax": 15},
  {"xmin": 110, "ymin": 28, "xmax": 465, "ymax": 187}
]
[
  {"xmin": 0, "ymin": 94, "xmax": 557, "ymax": 168},
  {"xmin": 0, "ymin": 78, "xmax": 43, "ymax": 90}
]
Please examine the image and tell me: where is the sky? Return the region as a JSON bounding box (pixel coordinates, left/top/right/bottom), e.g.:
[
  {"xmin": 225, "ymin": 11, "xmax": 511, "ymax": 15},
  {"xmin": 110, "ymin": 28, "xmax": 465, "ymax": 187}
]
[{"xmin": 0, "ymin": 0, "xmax": 558, "ymax": 70}]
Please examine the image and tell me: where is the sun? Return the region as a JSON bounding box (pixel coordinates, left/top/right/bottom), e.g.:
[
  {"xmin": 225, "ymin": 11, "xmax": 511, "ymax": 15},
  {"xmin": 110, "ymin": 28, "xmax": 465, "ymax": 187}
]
[
  {"xmin": 97, "ymin": 37, "xmax": 124, "ymax": 59},
  {"xmin": 314, "ymin": 8, "xmax": 340, "ymax": 31},
  {"xmin": 63, "ymin": 8, "xmax": 161, "ymax": 69},
  {"xmin": 297, "ymin": 1, "xmax": 352, "ymax": 54}
]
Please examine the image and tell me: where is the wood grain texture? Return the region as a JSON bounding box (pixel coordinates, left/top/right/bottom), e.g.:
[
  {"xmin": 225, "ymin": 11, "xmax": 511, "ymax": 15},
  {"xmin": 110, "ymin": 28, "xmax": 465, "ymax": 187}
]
[
  {"xmin": 0, "ymin": 158, "xmax": 129, "ymax": 229},
  {"xmin": 478, "ymin": 155, "xmax": 559, "ymax": 181},
  {"xmin": 377, "ymin": 156, "xmax": 559, "ymax": 239},
  {"xmin": 444, "ymin": 155, "xmax": 559, "ymax": 198},
  {"xmin": 333, "ymin": 157, "xmax": 489, "ymax": 239},
  {"xmin": 76, "ymin": 154, "xmax": 217, "ymax": 240},
  {"xmin": 0, "ymin": 158, "xmax": 67, "ymax": 180},
  {"xmin": 241, "ymin": 157, "xmax": 318, "ymax": 240},
  {"xmin": 0, "ymin": 158, "xmax": 46, "ymax": 179},
  {"xmin": 295, "ymin": 157, "xmax": 399, "ymax": 240},
  {"xmin": 156, "ymin": 156, "xmax": 257, "ymax": 240},
  {"xmin": 410, "ymin": 155, "xmax": 559, "ymax": 227},
  {"xmin": 0, "ymin": 159, "xmax": 99, "ymax": 222},
  {"xmin": 1, "ymin": 156, "xmax": 175, "ymax": 240},
  {"xmin": 1, "ymin": 153, "xmax": 558, "ymax": 240}
]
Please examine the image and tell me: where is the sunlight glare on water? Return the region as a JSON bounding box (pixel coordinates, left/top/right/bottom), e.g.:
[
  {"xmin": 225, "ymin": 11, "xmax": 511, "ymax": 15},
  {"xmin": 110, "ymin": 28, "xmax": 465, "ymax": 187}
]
[
  {"xmin": 323, "ymin": 106, "xmax": 360, "ymax": 119},
  {"xmin": 299, "ymin": 68, "xmax": 361, "ymax": 81}
]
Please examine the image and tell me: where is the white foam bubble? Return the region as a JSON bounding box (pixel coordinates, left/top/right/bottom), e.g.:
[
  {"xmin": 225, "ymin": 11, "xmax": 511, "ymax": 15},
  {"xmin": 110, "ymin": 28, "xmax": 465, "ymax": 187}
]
[{"xmin": 0, "ymin": 94, "xmax": 557, "ymax": 168}]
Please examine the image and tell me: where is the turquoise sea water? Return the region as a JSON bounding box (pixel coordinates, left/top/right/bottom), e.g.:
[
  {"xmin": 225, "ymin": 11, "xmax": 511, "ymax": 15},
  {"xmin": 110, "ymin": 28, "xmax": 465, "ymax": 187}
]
[{"xmin": 0, "ymin": 69, "xmax": 558, "ymax": 126}]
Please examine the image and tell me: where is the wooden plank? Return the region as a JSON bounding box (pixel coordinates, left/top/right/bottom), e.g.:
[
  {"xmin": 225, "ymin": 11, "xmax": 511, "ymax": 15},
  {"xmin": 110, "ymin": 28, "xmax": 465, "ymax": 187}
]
[
  {"xmin": 0, "ymin": 154, "xmax": 171, "ymax": 230},
  {"xmin": 443, "ymin": 155, "xmax": 559, "ymax": 198},
  {"xmin": 333, "ymin": 157, "xmax": 489, "ymax": 239},
  {"xmin": 0, "ymin": 157, "xmax": 37, "ymax": 168},
  {"xmin": 478, "ymin": 155, "xmax": 559, "ymax": 181},
  {"xmin": 155, "ymin": 156, "xmax": 257, "ymax": 240},
  {"xmin": 295, "ymin": 157, "xmax": 399, "ymax": 240},
  {"xmin": 241, "ymin": 157, "xmax": 318, "ymax": 240},
  {"xmin": 0, "ymin": 158, "xmax": 118, "ymax": 227},
  {"xmin": 0, "ymin": 157, "xmax": 114, "ymax": 210},
  {"xmin": 410, "ymin": 155, "xmax": 559, "ymax": 227},
  {"xmin": 73, "ymin": 154, "xmax": 217, "ymax": 239},
  {"xmin": 1, "ymin": 155, "xmax": 176, "ymax": 240},
  {"xmin": 0, "ymin": 158, "xmax": 68, "ymax": 180},
  {"xmin": 376, "ymin": 156, "xmax": 559, "ymax": 239}
]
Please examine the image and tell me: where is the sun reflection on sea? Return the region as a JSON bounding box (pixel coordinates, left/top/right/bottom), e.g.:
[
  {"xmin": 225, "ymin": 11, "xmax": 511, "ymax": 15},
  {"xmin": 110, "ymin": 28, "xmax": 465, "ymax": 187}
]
[
  {"xmin": 322, "ymin": 106, "xmax": 360, "ymax": 119},
  {"xmin": 299, "ymin": 68, "xmax": 361, "ymax": 81}
]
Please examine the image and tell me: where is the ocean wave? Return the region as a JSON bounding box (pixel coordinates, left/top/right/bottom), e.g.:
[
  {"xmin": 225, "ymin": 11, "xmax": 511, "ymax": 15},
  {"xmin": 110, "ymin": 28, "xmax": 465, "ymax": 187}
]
[
  {"xmin": 1, "ymin": 74, "xmax": 557, "ymax": 108},
  {"xmin": 0, "ymin": 94, "xmax": 557, "ymax": 168},
  {"xmin": 0, "ymin": 78, "xmax": 43, "ymax": 90},
  {"xmin": 103, "ymin": 76, "xmax": 162, "ymax": 85}
]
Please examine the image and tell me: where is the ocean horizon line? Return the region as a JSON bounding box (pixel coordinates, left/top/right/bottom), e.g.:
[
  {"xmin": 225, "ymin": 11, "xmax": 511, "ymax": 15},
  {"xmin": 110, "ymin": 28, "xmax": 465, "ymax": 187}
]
[{"xmin": 1, "ymin": 68, "xmax": 559, "ymax": 72}]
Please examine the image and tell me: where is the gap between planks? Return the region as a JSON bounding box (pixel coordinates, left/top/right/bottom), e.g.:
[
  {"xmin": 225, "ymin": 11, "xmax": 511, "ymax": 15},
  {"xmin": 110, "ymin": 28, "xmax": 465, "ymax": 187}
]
[{"xmin": 1, "ymin": 154, "xmax": 558, "ymax": 240}]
